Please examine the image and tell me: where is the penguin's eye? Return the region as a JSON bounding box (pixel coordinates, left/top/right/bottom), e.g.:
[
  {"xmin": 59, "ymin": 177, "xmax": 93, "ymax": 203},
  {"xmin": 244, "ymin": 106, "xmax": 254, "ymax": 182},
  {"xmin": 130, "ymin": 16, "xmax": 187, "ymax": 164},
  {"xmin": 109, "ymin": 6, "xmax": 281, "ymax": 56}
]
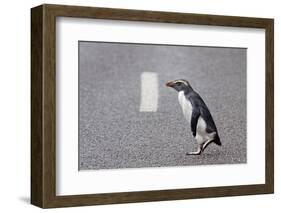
[{"xmin": 176, "ymin": 82, "xmax": 181, "ymax": 86}]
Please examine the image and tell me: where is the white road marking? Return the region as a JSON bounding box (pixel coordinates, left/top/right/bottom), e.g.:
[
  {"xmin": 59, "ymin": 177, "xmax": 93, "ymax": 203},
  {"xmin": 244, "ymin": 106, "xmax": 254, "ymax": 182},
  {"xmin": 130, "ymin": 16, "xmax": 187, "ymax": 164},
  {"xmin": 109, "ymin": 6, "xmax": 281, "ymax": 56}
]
[{"xmin": 139, "ymin": 72, "xmax": 158, "ymax": 112}]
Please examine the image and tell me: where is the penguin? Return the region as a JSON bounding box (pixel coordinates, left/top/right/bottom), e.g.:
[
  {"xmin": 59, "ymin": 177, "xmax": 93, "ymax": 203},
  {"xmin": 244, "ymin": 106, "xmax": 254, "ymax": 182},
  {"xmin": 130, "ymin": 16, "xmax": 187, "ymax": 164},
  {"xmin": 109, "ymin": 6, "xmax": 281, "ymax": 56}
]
[{"xmin": 166, "ymin": 79, "xmax": 221, "ymax": 155}]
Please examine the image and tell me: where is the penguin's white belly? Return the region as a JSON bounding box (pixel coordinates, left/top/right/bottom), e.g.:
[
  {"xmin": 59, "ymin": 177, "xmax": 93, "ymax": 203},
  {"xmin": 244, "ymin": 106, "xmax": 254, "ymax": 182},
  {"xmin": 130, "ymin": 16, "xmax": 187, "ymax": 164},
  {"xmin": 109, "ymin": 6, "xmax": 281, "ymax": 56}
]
[
  {"xmin": 178, "ymin": 91, "xmax": 215, "ymax": 144},
  {"xmin": 178, "ymin": 91, "xmax": 193, "ymax": 123},
  {"xmin": 195, "ymin": 117, "xmax": 215, "ymax": 144}
]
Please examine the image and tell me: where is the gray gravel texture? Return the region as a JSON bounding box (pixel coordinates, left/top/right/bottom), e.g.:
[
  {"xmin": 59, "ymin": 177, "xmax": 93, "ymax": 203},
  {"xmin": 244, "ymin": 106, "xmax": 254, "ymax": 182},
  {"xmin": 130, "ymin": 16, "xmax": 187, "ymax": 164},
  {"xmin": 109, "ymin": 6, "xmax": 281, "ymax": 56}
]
[{"xmin": 78, "ymin": 41, "xmax": 247, "ymax": 170}]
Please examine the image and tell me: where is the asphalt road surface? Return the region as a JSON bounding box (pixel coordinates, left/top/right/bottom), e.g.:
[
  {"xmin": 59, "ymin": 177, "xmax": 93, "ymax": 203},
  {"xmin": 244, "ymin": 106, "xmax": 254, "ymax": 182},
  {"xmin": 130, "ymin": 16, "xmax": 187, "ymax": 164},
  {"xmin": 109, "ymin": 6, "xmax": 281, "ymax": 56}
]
[{"xmin": 78, "ymin": 41, "xmax": 247, "ymax": 170}]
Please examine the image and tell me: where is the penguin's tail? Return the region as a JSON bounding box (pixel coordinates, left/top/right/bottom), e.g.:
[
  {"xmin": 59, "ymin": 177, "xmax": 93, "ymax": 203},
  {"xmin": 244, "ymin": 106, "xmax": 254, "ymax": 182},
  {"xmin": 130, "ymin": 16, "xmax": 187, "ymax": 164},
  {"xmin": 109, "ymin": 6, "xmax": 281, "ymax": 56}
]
[{"xmin": 213, "ymin": 133, "xmax": 222, "ymax": 146}]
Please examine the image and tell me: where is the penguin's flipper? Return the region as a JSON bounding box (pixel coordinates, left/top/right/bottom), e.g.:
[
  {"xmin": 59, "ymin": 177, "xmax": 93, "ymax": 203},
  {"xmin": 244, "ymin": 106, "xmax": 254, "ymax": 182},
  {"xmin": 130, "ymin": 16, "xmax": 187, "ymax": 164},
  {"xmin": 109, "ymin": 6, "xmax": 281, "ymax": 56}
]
[{"xmin": 190, "ymin": 108, "xmax": 200, "ymax": 137}]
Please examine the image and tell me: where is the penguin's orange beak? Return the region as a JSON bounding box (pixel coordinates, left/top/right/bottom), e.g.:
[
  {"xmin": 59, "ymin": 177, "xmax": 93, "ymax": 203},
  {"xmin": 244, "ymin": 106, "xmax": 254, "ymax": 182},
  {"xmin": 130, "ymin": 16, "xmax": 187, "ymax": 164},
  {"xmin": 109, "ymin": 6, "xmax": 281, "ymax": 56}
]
[{"xmin": 166, "ymin": 81, "xmax": 174, "ymax": 87}]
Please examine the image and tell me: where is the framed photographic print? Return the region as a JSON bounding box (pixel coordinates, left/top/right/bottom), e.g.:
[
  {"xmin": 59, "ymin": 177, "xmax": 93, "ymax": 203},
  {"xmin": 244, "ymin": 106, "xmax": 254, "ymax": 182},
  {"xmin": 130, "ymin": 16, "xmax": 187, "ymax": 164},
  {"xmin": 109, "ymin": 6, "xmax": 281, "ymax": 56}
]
[{"xmin": 31, "ymin": 4, "xmax": 274, "ymax": 208}]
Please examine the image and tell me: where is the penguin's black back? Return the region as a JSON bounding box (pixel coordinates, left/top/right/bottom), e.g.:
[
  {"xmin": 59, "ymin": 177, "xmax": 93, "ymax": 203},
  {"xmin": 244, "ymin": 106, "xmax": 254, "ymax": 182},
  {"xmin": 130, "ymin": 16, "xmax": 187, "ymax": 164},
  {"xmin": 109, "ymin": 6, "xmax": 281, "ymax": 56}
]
[{"xmin": 185, "ymin": 90, "xmax": 218, "ymax": 134}]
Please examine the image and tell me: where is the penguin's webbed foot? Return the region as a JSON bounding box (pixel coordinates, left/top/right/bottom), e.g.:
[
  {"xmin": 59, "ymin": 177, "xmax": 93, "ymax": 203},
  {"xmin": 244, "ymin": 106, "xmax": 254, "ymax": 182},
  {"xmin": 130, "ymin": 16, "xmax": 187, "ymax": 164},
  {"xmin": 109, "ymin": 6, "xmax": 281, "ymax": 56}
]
[
  {"xmin": 186, "ymin": 144, "xmax": 203, "ymax": 155},
  {"xmin": 186, "ymin": 150, "xmax": 202, "ymax": 155}
]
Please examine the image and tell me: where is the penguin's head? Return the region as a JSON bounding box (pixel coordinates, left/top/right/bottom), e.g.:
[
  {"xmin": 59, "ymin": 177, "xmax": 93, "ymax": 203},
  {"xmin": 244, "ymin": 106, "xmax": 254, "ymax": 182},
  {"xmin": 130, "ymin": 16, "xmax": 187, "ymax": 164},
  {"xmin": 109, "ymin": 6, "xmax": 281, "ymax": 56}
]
[{"xmin": 166, "ymin": 79, "xmax": 191, "ymax": 92}]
